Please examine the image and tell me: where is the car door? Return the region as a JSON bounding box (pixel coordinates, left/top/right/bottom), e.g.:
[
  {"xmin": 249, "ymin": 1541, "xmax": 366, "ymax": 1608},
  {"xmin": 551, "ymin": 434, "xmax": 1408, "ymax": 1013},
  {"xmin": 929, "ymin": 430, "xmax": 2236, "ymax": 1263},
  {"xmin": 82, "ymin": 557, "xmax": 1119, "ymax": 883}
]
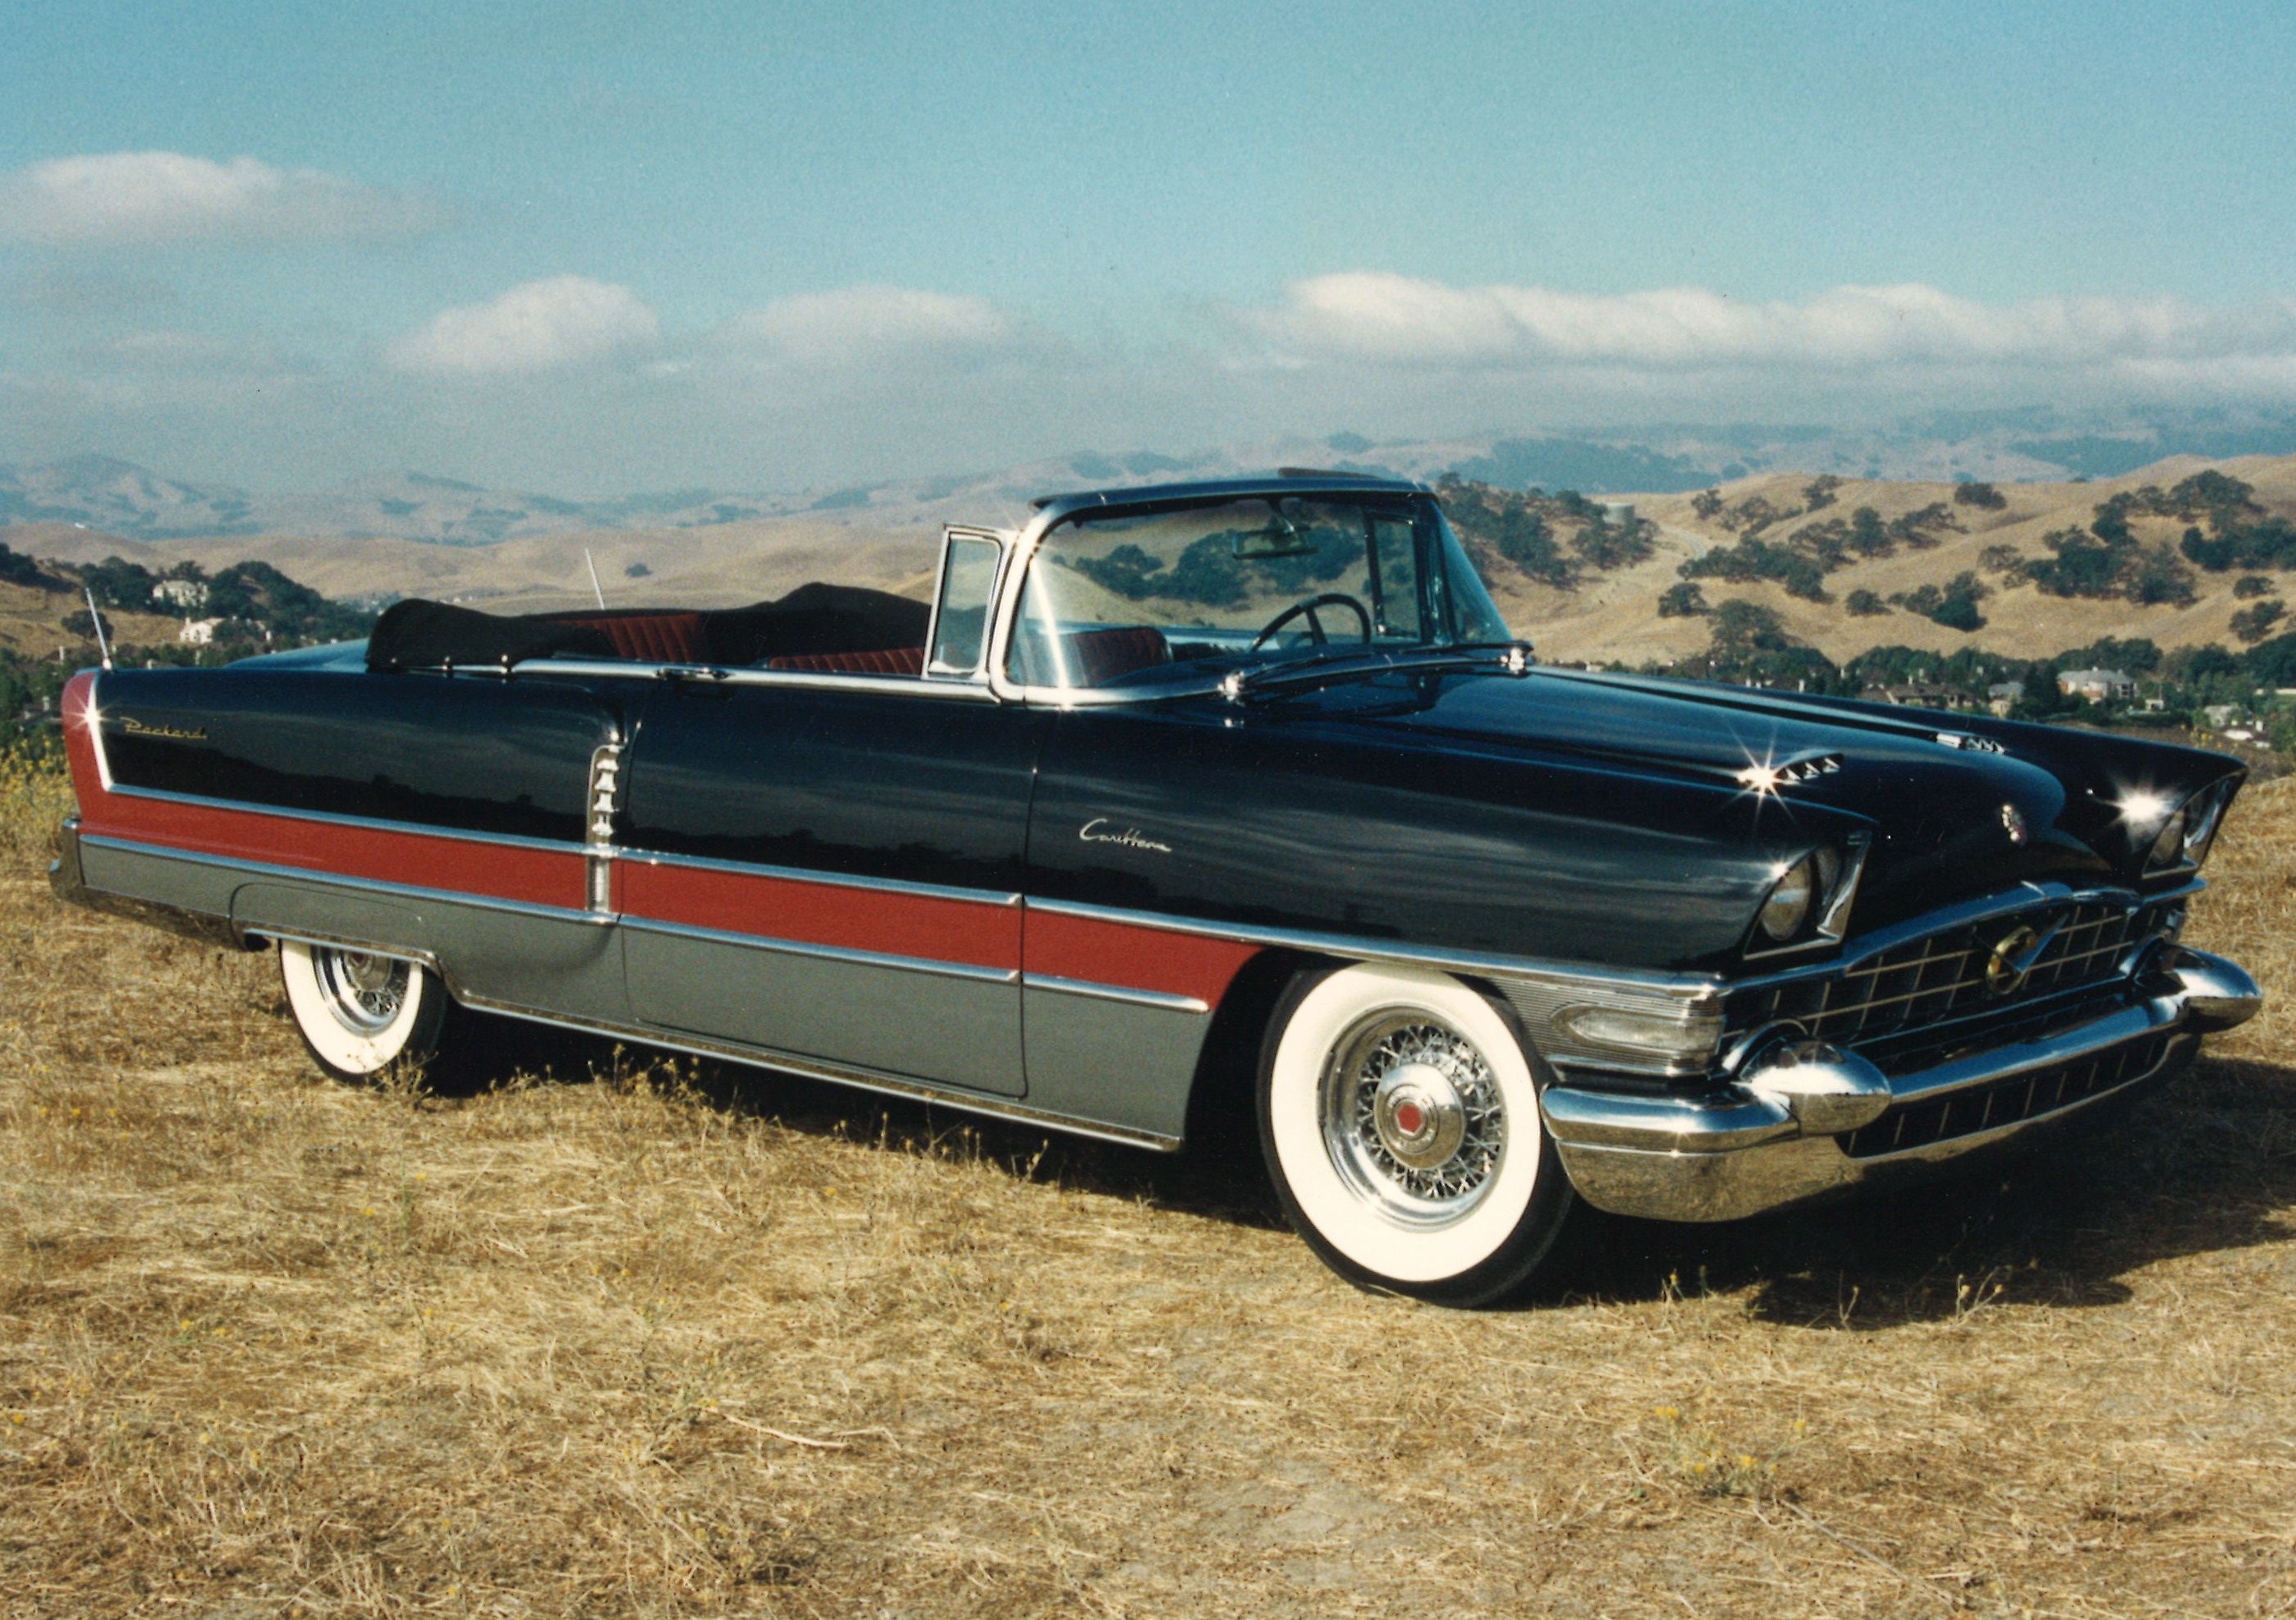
[
  {"xmin": 615, "ymin": 531, "xmax": 1040, "ymax": 1095},
  {"xmin": 617, "ymin": 680, "xmax": 1042, "ymax": 1092}
]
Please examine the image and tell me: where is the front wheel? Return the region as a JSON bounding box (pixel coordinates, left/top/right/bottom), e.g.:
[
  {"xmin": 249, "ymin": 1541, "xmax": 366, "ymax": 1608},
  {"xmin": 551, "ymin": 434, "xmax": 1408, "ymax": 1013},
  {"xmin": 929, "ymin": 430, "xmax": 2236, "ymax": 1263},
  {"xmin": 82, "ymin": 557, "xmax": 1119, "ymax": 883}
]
[
  {"xmin": 277, "ymin": 939, "xmax": 454, "ymax": 1084},
  {"xmin": 1258, "ymin": 962, "xmax": 1574, "ymax": 1305}
]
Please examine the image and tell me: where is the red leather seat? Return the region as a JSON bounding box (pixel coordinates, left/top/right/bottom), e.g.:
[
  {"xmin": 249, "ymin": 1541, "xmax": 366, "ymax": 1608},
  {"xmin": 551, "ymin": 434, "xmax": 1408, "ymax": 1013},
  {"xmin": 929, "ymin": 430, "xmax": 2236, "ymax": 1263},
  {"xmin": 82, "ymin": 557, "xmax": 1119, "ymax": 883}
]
[
  {"xmin": 766, "ymin": 645, "xmax": 926, "ymax": 676},
  {"xmin": 545, "ymin": 612, "xmax": 707, "ymax": 663},
  {"xmin": 1063, "ymin": 626, "xmax": 1171, "ymax": 686}
]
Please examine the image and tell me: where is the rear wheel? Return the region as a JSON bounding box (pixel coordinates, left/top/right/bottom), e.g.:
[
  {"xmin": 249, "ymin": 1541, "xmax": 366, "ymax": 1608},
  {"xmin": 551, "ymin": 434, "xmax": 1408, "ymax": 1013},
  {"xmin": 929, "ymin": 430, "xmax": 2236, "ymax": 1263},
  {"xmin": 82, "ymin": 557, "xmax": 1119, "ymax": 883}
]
[
  {"xmin": 278, "ymin": 939, "xmax": 453, "ymax": 1084},
  {"xmin": 1258, "ymin": 962, "xmax": 1574, "ymax": 1305}
]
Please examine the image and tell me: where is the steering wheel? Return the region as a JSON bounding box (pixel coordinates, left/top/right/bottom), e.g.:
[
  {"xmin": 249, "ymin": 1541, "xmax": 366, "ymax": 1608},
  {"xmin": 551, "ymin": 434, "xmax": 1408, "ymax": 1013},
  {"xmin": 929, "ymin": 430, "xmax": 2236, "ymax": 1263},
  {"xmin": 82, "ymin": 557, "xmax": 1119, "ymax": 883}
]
[{"xmin": 1249, "ymin": 593, "xmax": 1373, "ymax": 652}]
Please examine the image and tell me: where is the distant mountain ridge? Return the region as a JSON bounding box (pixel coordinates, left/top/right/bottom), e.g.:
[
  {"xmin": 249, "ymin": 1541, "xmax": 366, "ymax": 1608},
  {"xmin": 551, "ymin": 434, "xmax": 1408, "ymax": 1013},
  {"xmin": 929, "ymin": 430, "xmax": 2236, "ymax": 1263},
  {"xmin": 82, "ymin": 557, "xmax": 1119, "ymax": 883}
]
[{"xmin": 14, "ymin": 406, "xmax": 2296, "ymax": 544}]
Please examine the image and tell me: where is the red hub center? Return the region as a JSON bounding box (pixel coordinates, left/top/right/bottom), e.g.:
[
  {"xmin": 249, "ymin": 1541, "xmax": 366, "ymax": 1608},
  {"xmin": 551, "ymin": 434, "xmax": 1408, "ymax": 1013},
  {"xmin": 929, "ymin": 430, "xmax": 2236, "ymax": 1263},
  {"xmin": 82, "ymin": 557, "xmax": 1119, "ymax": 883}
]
[{"xmin": 1393, "ymin": 1100, "xmax": 1426, "ymax": 1136}]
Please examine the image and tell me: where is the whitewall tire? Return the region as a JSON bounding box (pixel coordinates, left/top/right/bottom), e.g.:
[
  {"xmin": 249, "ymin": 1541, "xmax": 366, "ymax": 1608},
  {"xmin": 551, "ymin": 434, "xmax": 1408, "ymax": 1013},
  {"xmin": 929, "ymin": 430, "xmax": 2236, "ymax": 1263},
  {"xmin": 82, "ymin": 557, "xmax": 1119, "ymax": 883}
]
[
  {"xmin": 1258, "ymin": 962, "xmax": 1574, "ymax": 1305},
  {"xmin": 278, "ymin": 940, "xmax": 451, "ymax": 1084}
]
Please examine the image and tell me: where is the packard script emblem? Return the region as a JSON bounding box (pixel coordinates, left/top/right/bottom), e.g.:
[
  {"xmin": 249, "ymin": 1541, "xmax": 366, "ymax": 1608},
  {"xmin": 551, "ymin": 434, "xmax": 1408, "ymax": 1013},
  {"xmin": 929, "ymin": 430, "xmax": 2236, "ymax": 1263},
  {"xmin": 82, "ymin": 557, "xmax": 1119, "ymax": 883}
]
[
  {"xmin": 1079, "ymin": 818, "xmax": 1171, "ymax": 854},
  {"xmin": 119, "ymin": 716, "xmax": 209, "ymax": 741}
]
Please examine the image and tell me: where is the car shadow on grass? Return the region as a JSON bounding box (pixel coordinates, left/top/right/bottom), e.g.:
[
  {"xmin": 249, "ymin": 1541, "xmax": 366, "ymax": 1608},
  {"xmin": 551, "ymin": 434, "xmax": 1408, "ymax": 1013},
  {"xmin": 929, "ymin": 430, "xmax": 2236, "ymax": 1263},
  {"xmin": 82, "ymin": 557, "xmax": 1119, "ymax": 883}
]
[
  {"xmin": 1539, "ymin": 1054, "xmax": 2296, "ymax": 1328},
  {"xmin": 443, "ymin": 1016, "xmax": 1295, "ymax": 1234},
  {"xmin": 442, "ymin": 1021, "xmax": 2296, "ymax": 1324}
]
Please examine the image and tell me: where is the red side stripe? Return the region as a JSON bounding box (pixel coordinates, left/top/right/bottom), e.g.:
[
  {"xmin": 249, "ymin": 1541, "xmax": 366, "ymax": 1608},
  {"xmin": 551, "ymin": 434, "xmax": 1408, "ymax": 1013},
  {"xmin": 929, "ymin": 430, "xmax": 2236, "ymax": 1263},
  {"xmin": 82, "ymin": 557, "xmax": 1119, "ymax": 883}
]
[
  {"xmin": 621, "ymin": 859, "xmax": 1020, "ymax": 971},
  {"xmin": 1022, "ymin": 907, "xmax": 1258, "ymax": 1007},
  {"xmin": 63, "ymin": 673, "xmax": 1258, "ymax": 1007}
]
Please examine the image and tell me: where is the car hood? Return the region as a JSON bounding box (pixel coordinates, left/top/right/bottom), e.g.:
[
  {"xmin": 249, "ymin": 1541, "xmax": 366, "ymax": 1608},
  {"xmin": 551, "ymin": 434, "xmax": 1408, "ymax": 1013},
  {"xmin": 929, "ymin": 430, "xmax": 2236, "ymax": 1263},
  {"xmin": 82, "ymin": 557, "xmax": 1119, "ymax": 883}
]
[{"xmin": 1261, "ymin": 663, "xmax": 2244, "ymax": 932}]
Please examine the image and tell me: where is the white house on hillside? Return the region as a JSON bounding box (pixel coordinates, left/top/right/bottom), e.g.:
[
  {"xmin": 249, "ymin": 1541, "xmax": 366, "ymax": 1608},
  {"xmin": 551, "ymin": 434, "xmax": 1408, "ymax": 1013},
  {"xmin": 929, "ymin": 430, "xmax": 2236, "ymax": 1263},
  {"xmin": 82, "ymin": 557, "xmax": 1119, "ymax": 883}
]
[{"xmin": 2057, "ymin": 668, "xmax": 2135, "ymax": 703}]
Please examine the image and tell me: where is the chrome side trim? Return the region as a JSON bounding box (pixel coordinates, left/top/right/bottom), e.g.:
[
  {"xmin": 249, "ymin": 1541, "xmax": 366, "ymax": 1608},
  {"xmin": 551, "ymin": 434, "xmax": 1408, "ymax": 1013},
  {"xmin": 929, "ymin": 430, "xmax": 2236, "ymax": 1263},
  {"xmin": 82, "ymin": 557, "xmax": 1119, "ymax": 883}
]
[
  {"xmin": 617, "ymin": 916, "xmax": 1019, "ymax": 985},
  {"xmin": 77, "ymin": 833, "xmax": 593, "ymax": 925},
  {"xmin": 1025, "ymin": 897, "xmax": 1720, "ymax": 1000},
  {"xmin": 99, "ymin": 784, "xmax": 589, "ymax": 856},
  {"xmin": 259, "ymin": 929, "xmax": 439, "ymax": 971},
  {"xmin": 448, "ymin": 990, "xmax": 1182, "ymax": 1154},
  {"xmin": 1022, "ymin": 973, "xmax": 1211, "ymax": 1015},
  {"xmin": 621, "ymin": 847, "xmax": 1022, "ymax": 909},
  {"xmin": 86, "ymin": 672, "xmax": 117, "ymax": 790},
  {"xmin": 473, "ymin": 659, "xmax": 1001, "ymax": 702}
]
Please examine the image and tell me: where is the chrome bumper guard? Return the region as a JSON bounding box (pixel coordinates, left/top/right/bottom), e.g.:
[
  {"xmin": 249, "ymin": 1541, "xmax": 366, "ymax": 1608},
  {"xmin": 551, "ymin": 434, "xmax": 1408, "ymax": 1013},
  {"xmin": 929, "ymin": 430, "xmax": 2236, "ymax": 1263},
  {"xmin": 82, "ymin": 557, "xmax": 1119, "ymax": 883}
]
[{"xmin": 1541, "ymin": 948, "xmax": 2261, "ymax": 1223}]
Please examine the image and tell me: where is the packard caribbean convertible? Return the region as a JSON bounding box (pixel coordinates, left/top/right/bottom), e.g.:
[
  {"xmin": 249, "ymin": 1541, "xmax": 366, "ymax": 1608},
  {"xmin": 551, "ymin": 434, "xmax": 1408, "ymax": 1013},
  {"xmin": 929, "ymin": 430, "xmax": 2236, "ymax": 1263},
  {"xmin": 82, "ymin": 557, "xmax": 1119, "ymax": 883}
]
[{"xmin": 51, "ymin": 473, "xmax": 2264, "ymax": 1302}]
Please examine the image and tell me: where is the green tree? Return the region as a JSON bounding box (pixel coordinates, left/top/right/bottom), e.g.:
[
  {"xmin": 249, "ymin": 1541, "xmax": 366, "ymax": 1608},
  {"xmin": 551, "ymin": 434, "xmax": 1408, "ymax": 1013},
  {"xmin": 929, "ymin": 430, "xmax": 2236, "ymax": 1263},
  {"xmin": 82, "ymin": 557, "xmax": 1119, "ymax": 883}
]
[
  {"xmin": 2231, "ymin": 600, "xmax": 2287, "ymax": 645},
  {"xmin": 1656, "ymin": 582, "xmax": 1708, "ymax": 617}
]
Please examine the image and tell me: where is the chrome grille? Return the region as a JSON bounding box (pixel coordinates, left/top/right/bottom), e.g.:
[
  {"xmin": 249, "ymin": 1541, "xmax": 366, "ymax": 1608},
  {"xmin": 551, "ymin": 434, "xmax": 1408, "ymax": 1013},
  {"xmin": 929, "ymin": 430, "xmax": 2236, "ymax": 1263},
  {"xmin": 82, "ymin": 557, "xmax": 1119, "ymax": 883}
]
[
  {"xmin": 1839, "ymin": 1032, "xmax": 2175, "ymax": 1158},
  {"xmin": 1725, "ymin": 898, "xmax": 2169, "ymax": 1060}
]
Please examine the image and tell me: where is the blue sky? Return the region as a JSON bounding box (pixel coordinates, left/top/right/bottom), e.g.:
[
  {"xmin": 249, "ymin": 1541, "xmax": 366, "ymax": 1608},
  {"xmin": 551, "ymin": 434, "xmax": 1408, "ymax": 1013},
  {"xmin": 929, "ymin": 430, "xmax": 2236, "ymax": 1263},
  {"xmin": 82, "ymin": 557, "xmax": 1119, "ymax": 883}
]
[{"xmin": 6, "ymin": 1, "xmax": 2296, "ymax": 493}]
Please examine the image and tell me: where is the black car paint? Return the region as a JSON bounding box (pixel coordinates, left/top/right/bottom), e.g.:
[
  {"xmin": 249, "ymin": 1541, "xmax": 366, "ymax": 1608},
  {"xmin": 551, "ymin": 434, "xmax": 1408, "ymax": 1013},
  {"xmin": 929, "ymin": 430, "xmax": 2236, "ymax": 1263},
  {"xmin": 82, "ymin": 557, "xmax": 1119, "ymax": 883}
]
[
  {"xmin": 87, "ymin": 645, "xmax": 2239, "ymax": 980},
  {"xmin": 97, "ymin": 665, "xmax": 622, "ymax": 844},
  {"xmin": 621, "ymin": 679, "xmax": 1045, "ymax": 894}
]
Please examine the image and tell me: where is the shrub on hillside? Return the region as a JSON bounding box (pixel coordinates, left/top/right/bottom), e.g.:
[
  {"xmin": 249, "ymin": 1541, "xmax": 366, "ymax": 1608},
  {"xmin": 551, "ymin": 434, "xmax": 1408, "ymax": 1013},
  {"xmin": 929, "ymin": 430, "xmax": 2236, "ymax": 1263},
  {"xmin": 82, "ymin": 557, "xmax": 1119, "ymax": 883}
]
[
  {"xmin": 2231, "ymin": 600, "xmax": 2287, "ymax": 645},
  {"xmin": 1679, "ymin": 535, "xmax": 1829, "ymax": 601},
  {"xmin": 1657, "ymin": 582, "xmax": 1709, "ymax": 617},
  {"xmin": 1954, "ymin": 480, "xmax": 2008, "ymax": 510},
  {"xmin": 1892, "ymin": 571, "xmax": 1990, "ymax": 633},
  {"xmin": 1845, "ymin": 588, "xmax": 1890, "ymax": 617}
]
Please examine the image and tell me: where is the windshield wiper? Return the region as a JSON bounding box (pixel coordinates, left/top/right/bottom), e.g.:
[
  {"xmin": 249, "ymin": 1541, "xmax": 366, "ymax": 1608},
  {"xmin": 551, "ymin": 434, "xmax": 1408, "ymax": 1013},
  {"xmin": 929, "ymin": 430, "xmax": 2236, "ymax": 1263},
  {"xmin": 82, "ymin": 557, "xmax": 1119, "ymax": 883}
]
[{"xmin": 1218, "ymin": 641, "xmax": 1534, "ymax": 701}]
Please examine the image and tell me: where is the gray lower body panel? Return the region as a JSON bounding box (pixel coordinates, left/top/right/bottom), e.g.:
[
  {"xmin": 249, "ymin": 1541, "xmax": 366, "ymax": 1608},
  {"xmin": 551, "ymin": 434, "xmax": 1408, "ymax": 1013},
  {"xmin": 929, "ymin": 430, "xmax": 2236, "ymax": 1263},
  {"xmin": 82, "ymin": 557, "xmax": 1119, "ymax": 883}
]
[
  {"xmin": 1020, "ymin": 982, "xmax": 1214, "ymax": 1143},
  {"xmin": 624, "ymin": 921, "xmax": 1024, "ymax": 1097}
]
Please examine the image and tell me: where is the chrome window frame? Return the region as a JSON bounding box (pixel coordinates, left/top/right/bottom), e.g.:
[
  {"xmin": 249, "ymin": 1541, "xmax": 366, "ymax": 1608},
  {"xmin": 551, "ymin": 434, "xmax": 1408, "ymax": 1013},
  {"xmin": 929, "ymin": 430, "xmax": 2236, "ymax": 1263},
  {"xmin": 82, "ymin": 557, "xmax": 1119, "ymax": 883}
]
[
  {"xmin": 922, "ymin": 525, "xmax": 1014, "ymax": 683},
  {"xmin": 983, "ymin": 478, "xmax": 1448, "ymax": 709}
]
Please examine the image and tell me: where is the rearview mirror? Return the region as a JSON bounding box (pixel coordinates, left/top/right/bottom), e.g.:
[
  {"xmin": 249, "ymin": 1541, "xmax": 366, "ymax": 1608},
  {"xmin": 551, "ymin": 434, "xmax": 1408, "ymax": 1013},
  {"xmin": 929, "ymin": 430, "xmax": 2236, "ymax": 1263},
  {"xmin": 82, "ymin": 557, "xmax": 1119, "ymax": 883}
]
[{"xmin": 1231, "ymin": 514, "xmax": 1315, "ymax": 560}]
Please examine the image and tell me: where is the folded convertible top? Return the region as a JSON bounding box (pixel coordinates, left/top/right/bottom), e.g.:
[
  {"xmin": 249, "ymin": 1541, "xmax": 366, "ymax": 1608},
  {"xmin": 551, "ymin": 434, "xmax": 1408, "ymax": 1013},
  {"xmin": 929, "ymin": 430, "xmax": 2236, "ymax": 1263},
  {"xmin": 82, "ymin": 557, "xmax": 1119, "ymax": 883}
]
[{"xmin": 365, "ymin": 582, "xmax": 929, "ymax": 672}]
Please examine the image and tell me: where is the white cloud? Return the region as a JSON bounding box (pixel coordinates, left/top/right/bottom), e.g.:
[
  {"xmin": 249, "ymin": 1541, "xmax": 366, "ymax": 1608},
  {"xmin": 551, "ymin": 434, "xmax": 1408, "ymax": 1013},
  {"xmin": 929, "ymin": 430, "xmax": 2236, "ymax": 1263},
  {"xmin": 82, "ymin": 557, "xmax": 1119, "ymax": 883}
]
[
  {"xmin": 722, "ymin": 285, "xmax": 1015, "ymax": 367},
  {"xmin": 0, "ymin": 151, "xmax": 442, "ymax": 246},
  {"xmin": 387, "ymin": 277, "xmax": 662, "ymax": 376},
  {"xmin": 1240, "ymin": 273, "xmax": 2296, "ymax": 373}
]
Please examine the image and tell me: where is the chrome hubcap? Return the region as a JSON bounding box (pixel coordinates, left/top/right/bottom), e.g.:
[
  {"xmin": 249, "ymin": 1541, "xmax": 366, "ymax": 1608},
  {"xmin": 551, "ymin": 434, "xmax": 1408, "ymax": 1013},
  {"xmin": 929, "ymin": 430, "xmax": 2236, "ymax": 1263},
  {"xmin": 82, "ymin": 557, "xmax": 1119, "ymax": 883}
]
[
  {"xmin": 1321, "ymin": 1013, "xmax": 1505, "ymax": 1228},
  {"xmin": 1372, "ymin": 1062, "xmax": 1466, "ymax": 1168},
  {"xmin": 312, "ymin": 948, "xmax": 410, "ymax": 1035}
]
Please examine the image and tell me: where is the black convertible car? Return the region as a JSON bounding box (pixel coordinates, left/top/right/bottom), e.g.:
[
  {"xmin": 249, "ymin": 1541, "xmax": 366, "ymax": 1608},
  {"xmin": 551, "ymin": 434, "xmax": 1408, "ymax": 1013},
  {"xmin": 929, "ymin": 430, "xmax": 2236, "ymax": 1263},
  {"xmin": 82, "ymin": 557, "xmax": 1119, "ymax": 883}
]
[{"xmin": 53, "ymin": 472, "xmax": 2262, "ymax": 1302}]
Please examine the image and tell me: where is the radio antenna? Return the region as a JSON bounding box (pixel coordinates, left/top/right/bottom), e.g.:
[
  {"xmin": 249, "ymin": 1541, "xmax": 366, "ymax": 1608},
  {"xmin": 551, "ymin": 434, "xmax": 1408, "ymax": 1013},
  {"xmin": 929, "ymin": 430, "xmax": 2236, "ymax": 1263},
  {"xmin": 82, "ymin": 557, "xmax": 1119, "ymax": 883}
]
[
  {"xmin": 584, "ymin": 548, "xmax": 607, "ymax": 610},
  {"xmin": 82, "ymin": 585, "xmax": 113, "ymax": 670}
]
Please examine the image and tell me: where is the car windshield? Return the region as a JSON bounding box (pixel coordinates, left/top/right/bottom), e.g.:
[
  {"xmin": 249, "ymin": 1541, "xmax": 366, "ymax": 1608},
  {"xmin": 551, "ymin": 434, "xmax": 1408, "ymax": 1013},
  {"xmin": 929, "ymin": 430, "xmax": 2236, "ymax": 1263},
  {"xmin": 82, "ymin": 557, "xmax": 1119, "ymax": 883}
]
[{"xmin": 1008, "ymin": 493, "xmax": 1510, "ymax": 691}]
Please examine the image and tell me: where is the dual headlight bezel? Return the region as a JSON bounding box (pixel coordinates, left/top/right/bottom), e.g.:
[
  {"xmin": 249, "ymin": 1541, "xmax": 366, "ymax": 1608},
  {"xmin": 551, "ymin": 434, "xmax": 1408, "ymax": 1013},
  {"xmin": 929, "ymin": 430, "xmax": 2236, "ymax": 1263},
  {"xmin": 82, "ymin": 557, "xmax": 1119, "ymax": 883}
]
[
  {"xmin": 2140, "ymin": 778, "xmax": 2234, "ymax": 874},
  {"xmin": 1746, "ymin": 838, "xmax": 1868, "ymax": 958}
]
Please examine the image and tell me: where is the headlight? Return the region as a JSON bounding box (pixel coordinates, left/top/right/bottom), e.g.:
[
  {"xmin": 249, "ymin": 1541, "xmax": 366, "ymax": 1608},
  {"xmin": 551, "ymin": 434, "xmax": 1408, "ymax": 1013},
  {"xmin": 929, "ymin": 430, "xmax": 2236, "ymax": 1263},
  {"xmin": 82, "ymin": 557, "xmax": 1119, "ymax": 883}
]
[
  {"xmin": 2181, "ymin": 781, "xmax": 2231, "ymax": 869},
  {"xmin": 2146, "ymin": 808, "xmax": 2186, "ymax": 870},
  {"xmin": 2142, "ymin": 780, "xmax": 2234, "ymax": 873},
  {"xmin": 1758, "ymin": 854, "xmax": 1817, "ymax": 940}
]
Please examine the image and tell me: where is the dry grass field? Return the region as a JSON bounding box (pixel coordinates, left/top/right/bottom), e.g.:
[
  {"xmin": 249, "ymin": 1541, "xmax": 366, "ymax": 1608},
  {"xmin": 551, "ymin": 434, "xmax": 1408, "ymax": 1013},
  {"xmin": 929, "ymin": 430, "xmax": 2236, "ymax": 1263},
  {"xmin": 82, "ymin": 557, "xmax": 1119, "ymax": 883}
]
[{"xmin": 0, "ymin": 757, "xmax": 2293, "ymax": 1617}]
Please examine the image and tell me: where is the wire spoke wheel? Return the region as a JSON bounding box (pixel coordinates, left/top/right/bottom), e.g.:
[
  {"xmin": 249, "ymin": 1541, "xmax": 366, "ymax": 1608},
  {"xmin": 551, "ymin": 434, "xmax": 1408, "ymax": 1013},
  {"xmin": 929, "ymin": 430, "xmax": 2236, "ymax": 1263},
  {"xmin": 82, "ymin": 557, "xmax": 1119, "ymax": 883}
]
[
  {"xmin": 311, "ymin": 949, "xmax": 412, "ymax": 1035},
  {"xmin": 278, "ymin": 940, "xmax": 451, "ymax": 1084},
  {"xmin": 1321, "ymin": 1013, "xmax": 1507, "ymax": 1224},
  {"xmin": 1259, "ymin": 963, "xmax": 1574, "ymax": 1304}
]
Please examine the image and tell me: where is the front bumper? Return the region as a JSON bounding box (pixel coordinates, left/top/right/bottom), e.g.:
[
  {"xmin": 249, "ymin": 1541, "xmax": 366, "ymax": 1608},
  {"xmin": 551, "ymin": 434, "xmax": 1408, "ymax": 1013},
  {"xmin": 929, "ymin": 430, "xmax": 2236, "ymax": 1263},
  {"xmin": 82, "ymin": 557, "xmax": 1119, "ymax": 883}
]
[{"xmin": 1541, "ymin": 948, "xmax": 2260, "ymax": 1223}]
